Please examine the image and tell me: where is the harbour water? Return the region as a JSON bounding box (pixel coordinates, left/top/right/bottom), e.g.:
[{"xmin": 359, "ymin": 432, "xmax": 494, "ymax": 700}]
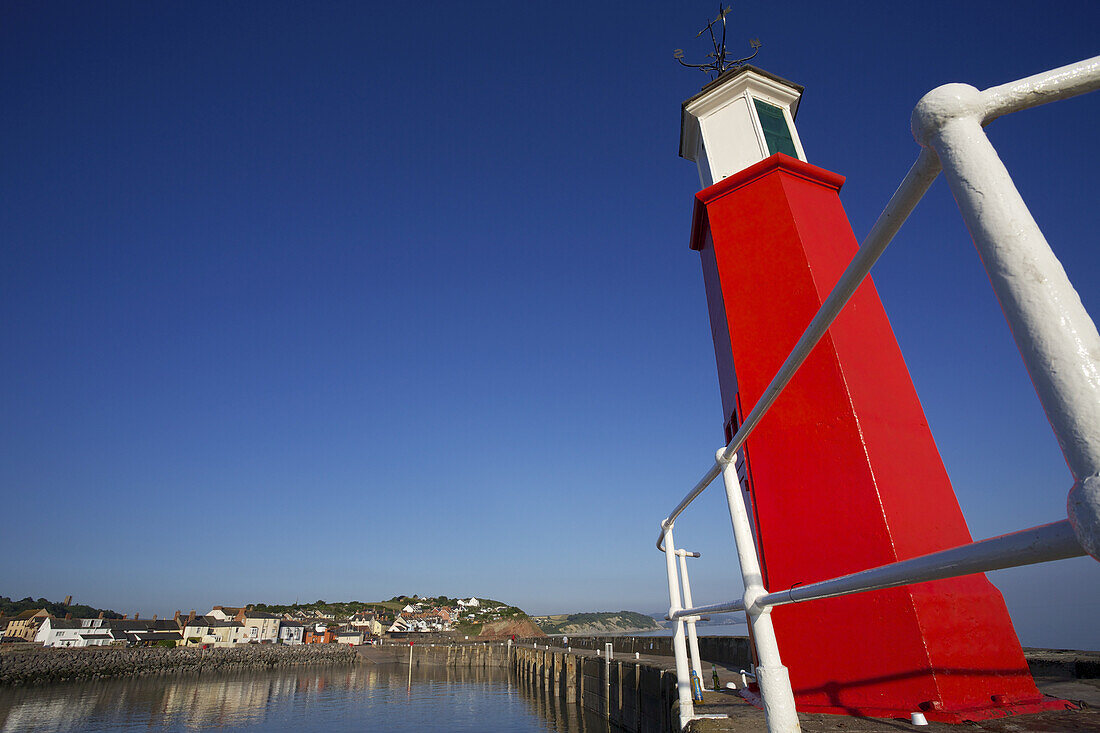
[{"xmin": 0, "ymin": 664, "xmax": 610, "ymax": 733}]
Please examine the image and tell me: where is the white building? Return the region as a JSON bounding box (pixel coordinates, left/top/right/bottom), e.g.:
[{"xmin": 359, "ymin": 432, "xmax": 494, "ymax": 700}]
[
  {"xmin": 336, "ymin": 627, "xmax": 364, "ymax": 645},
  {"xmin": 279, "ymin": 621, "xmax": 304, "ymax": 645},
  {"xmin": 241, "ymin": 612, "xmax": 280, "ymax": 644},
  {"xmin": 36, "ymin": 618, "xmax": 181, "ymax": 647},
  {"xmin": 180, "ymin": 616, "xmax": 218, "ymax": 647},
  {"xmin": 207, "ymin": 606, "xmax": 245, "ymax": 622},
  {"xmin": 35, "ymin": 618, "xmax": 113, "ymax": 647},
  {"xmin": 210, "ymin": 620, "xmax": 248, "ymax": 647}
]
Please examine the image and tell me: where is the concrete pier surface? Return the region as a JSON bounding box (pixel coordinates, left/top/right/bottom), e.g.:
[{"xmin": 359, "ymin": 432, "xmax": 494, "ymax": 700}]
[
  {"xmin": 684, "ymin": 672, "xmax": 1100, "ymax": 733},
  {"xmin": 517, "ymin": 639, "xmax": 1100, "ymax": 732}
]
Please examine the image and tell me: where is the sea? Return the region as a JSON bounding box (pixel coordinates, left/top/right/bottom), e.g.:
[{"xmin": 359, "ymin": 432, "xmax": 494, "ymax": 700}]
[{"xmin": 0, "ymin": 664, "xmax": 611, "ymax": 733}]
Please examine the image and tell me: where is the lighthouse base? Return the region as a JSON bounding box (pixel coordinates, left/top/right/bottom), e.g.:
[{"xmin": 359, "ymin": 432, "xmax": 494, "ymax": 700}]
[
  {"xmin": 739, "ymin": 683, "xmax": 1075, "ymax": 723},
  {"xmin": 789, "ymin": 695, "xmax": 1075, "ymax": 724},
  {"xmin": 689, "ymin": 153, "xmax": 1072, "ymax": 725}
]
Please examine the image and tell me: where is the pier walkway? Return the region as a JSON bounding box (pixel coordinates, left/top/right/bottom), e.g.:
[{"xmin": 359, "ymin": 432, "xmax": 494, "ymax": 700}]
[{"xmin": 516, "ymin": 641, "xmax": 1100, "ymax": 732}]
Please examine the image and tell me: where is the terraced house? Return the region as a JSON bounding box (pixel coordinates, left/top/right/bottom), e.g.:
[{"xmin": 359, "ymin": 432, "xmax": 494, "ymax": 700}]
[
  {"xmin": 35, "ymin": 617, "xmax": 182, "ymax": 647},
  {"xmin": 180, "ymin": 615, "xmax": 218, "ymax": 647},
  {"xmin": 278, "ymin": 620, "xmax": 304, "ymax": 645},
  {"xmin": 3, "ymin": 609, "xmax": 49, "ymax": 641},
  {"xmin": 241, "ymin": 611, "xmax": 280, "ymax": 643}
]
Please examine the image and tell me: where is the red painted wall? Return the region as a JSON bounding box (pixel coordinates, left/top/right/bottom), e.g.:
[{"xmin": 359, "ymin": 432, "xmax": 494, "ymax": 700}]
[{"xmin": 690, "ymin": 154, "xmax": 1063, "ymax": 721}]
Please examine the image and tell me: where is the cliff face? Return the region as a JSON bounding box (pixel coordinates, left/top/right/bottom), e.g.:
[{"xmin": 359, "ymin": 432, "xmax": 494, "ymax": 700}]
[
  {"xmin": 478, "ymin": 618, "xmax": 545, "ymax": 639},
  {"xmin": 532, "ymin": 612, "xmax": 662, "ymax": 636}
]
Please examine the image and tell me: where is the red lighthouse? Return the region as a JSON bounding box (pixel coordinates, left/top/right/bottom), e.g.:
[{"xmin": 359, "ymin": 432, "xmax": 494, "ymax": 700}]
[{"xmin": 681, "ymin": 65, "xmax": 1063, "ymax": 722}]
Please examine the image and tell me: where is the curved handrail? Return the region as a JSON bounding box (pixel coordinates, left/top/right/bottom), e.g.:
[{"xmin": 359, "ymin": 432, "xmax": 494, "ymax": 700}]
[{"xmin": 657, "ymin": 148, "xmax": 942, "ymax": 550}]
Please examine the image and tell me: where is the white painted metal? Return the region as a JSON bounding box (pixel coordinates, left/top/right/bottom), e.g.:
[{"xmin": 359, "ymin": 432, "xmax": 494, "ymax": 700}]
[
  {"xmin": 979, "ymin": 56, "xmax": 1100, "ymax": 122},
  {"xmin": 659, "ymin": 57, "xmax": 1100, "ymax": 552},
  {"xmin": 756, "ymin": 520, "xmax": 1082, "ymax": 611},
  {"xmin": 718, "ymin": 450, "xmax": 800, "ymax": 733},
  {"xmin": 681, "ymin": 67, "xmax": 806, "ymax": 187},
  {"xmin": 657, "ymin": 462, "xmax": 721, "ymax": 550},
  {"xmin": 660, "ymin": 58, "xmax": 1100, "ymax": 553},
  {"xmin": 673, "ymin": 597, "xmax": 746, "ymax": 618},
  {"xmin": 676, "ymin": 549, "xmax": 704, "ymax": 681},
  {"xmin": 911, "ymin": 55, "xmax": 1100, "ymax": 559},
  {"xmin": 670, "ymin": 520, "xmax": 1083, "ymax": 622},
  {"xmin": 658, "ymin": 147, "xmax": 940, "ymax": 552},
  {"xmin": 662, "ymin": 526, "xmax": 695, "ymax": 727}
]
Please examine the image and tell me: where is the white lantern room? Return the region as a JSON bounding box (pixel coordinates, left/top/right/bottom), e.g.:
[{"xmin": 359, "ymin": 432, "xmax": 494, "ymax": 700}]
[{"xmin": 679, "ymin": 65, "xmax": 807, "ymax": 188}]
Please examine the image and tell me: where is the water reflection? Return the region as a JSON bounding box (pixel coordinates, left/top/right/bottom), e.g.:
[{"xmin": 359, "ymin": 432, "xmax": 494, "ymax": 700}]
[
  {"xmin": 515, "ymin": 673, "xmax": 611, "ymax": 733},
  {"xmin": 512, "ymin": 677, "xmax": 602, "ymax": 730},
  {"xmin": 0, "ymin": 664, "xmax": 613, "ymax": 732}
]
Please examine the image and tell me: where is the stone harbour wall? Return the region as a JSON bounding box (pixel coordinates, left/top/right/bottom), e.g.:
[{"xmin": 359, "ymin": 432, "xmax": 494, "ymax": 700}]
[
  {"xmin": 513, "ymin": 646, "xmax": 679, "ymax": 733},
  {"xmin": 360, "ymin": 641, "xmax": 511, "ymax": 667},
  {"xmin": 0, "ymin": 643, "xmax": 359, "ymax": 686},
  {"xmin": 521, "ymin": 635, "xmax": 752, "ymax": 671}
]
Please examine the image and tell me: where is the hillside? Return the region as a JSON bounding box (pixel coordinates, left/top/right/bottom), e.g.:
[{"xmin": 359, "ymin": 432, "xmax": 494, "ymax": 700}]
[
  {"xmin": 250, "ymin": 595, "xmax": 488, "ymax": 618},
  {"xmin": 0, "ymin": 595, "xmax": 122, "ymax": 621},
  {"xmin": 531, "ymin": 611, "xmax": 662, "ymax": 635},
  {"xmin": 250, "ymin": 599, "xmax": 403, "ymax": 617},
  {"xmin": 248, "ymin": 595, "xmax": 534, "ymax": 636},
  {"xmin": 478, "ymin": 618, "xmax": 545, "ymax": 639},
  {"xmin": 451, "ymin": 599, "xmax": 530, "ymax": 637}
]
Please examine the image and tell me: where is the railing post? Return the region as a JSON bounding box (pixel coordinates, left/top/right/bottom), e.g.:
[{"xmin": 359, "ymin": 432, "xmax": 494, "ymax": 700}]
[
  {"xmin": 718, "ymin": 449, "xmax": 800, "ymax": 733},
  {"xmin": 662, "ymin": 525, "xmax": 695, "ymax": 728},
  {"xmin": 676, "ymin": 550, "xmax": 704, "ymax": 683},
  {"xmin": 912, "ymin": 70, "xmax": 1100, "ymax": 560}
]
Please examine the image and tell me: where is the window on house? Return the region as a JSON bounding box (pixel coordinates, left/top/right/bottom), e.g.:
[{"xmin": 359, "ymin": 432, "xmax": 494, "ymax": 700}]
[{"xmin": 752, "ymin": 99, "xmax": 799, "ymax": 158}]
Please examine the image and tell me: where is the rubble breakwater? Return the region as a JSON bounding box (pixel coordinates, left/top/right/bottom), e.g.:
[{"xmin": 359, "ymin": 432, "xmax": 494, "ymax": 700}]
[{"xmin": 0, "ymin": 644, "xmax": 360, "ymax": 686}]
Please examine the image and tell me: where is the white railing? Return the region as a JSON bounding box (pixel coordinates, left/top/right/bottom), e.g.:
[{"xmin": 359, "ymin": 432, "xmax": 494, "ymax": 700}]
[{"xmin": 657, "ymin": 56, "xmax": 1100, "ymax": 733}]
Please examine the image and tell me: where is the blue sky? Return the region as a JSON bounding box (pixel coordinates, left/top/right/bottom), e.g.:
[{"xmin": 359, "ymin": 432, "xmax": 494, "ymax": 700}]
[{"xmin": 2, "ymin": 1, "xmax": 1098, "ymax": 648}]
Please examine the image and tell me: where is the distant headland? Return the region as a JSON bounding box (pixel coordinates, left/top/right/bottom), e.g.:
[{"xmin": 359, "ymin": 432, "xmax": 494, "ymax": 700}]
[{"xmin": 531, "ymin": 611, "xmax": 662, "ymax": 636}]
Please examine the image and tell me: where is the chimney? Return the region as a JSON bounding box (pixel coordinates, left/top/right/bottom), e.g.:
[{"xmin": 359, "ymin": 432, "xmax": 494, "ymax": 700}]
[
  {"xmin": 63, "ymin": 595, "xmax": 72, "ymax": 606},
  {"xmin": 123, "ymin": 614, "xmax": 128, "ymax": 620},
  {"xmin": 98, "ymin": 612, "xmax": 104, "ymax": 619},
  {"xmin": 134, "ymin": 613, "xmax": 140, "ymax": 620},
  {"xmin": 152, "ymin": 615, "xmax": 157, "ymax": 622},
  {"xmin": 187, "ymin": 610, "xmax": 196, "ymax": 624},
  {"xmin": 65, "ymin": 613, "xmax": 72, "ymax": 620},
  {"xmin": 174, "ymin": 611, "xmax": 180, "ymax": 623}
]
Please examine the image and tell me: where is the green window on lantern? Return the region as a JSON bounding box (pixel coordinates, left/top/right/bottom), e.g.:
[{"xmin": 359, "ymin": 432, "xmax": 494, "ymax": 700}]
[{"xmin": 753, "ymin": 99, "xmax": 799, "ymax": 158}]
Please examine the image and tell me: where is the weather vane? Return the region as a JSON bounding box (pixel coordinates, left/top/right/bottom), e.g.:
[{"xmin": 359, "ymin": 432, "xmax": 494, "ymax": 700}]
[{"xmin": 674, "ymin": 5, "xmax": 761, "ymax": 80}]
